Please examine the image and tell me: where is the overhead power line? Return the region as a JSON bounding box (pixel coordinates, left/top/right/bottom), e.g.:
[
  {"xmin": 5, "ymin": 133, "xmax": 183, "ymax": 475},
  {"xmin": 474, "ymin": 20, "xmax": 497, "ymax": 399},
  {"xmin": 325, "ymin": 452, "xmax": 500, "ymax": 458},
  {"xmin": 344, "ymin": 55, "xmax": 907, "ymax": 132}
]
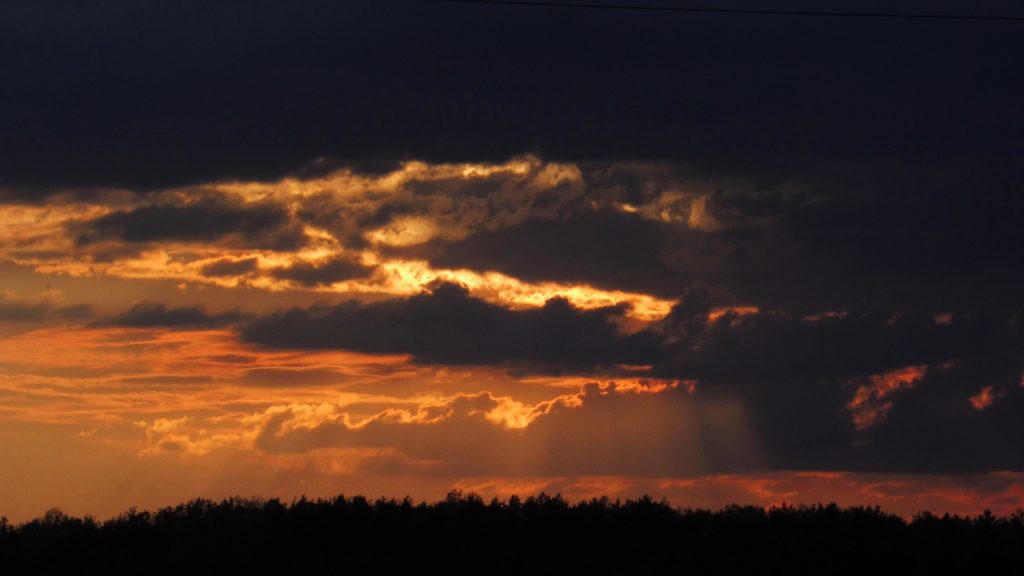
[{"xmin": 437, "ymin": 0, "xmax": 1024, "ymax": 22}]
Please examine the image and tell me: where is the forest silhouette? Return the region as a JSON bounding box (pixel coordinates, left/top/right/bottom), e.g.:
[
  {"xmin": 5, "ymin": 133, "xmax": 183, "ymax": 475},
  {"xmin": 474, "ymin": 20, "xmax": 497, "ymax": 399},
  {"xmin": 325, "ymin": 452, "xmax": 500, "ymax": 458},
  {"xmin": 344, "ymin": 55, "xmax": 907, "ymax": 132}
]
[{"xmin": 2, "ymin": 492, "xmax": 1022, "ymax": 574}]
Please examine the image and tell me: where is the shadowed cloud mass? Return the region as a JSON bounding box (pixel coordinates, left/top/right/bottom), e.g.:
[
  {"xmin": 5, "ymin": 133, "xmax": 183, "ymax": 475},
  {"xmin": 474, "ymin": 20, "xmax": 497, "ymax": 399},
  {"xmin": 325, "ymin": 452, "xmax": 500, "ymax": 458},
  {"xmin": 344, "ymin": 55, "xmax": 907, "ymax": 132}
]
[
  {"xmin": 94, "ymin": 302, "xmax": 245, "ymax": 329},
  {"xmin": 74, "ymin": 197, "xmax": 307, "ymax": 251},
  {"xmin": 242, "ymin": 282, "xmax": 667, "ymax": 370}
]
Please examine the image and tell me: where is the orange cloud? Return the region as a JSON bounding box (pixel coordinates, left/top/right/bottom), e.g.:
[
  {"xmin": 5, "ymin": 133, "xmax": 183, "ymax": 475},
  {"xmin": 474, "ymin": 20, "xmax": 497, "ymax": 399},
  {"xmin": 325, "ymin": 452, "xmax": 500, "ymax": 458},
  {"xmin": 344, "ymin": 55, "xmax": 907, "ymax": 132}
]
[
  {"xmin": 847, "ymin": 365, "xmax": 927, "ymax": 431},
  {"xmin": 242, "ymin": 381, "xmax": 757, "ymax": 480},
  {"xmin": 0, "ymin": 158, "xmax": 688, "ymax": 322},
  {"xmin": 707, "ymin": 306, "xmax": 759, "ymax": 324},
  {"xmin": 969, "ymin": 386, "xmax": 996, "ymax": 410}
]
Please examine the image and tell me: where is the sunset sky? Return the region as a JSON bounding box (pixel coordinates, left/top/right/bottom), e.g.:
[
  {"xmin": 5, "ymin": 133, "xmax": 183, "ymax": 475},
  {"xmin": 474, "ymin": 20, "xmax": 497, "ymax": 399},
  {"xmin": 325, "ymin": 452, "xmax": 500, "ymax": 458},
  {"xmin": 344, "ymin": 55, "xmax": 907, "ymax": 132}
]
[{"xmin": 2, "ymin": 1, "xmax": 1023, "ymax": 522}]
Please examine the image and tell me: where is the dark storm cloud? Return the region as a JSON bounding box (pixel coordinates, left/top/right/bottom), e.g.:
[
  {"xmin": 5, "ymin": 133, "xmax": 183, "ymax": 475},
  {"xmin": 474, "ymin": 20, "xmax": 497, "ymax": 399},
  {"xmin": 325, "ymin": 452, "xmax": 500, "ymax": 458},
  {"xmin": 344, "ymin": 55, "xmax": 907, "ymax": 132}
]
[
  {"xmin": 74, "ymin": 199, "xmax": 305, "ymax": 250},
  {"xmin": 238, "ymin": 281, "xmax": 1020, "ymax": 387},
  {"xmin": 659, "ymin": 310, "xmax": 1014, "ymax": 382},
  {"xmin": 241, "ymin": 282, "xmax": 667, "ymax": 371},
  {"xmin": 407, "ymin": 209, "xmax": 690, "ymax": 298},
  {"xmin": 3, "ymin": 0, "xmax": 1022, "ymax": 311},
  {"xmin": 268, "ymin": 257, "xmax": 374, "ymax": 286},
  {"xmin": 858, "ymin": 358, "xmax": 1024, "ymax": 473},
  {"xmin": 398, "ymin": 198, "xmax": 809, "ymax": 308},
  {"xmin": 243, "ymin": 284, "xmax": 1023, "ymax": 473},
  {"xmin": 652, "ymin": 305, "xmax": 1024, "ymax": 474},
  {"xmin": 199, "ymin": 257, "xmax": 261, "ymax": 277},
  {"xmin": 403, "ymin": 183, "xmax": 1024, "ymax": 313},
  {"xmin": 707, "ymin": 354, "xmax": 1024, "ymax": 474},
  {"xmin": 95, "ymin": 302, "xmax": 244, "ymax": 329},
  {"xmin": 2, "ymin": 1, "xmax": 1020, "ymax": 193}
]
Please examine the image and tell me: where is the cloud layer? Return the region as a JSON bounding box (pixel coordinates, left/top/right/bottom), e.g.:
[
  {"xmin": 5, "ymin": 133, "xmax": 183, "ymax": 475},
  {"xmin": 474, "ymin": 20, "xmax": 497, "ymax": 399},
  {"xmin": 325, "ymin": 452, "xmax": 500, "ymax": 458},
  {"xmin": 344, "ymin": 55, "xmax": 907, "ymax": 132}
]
[{"xmin": 1, "ymin": 0, "xmax": 1022, "ymax": 520}]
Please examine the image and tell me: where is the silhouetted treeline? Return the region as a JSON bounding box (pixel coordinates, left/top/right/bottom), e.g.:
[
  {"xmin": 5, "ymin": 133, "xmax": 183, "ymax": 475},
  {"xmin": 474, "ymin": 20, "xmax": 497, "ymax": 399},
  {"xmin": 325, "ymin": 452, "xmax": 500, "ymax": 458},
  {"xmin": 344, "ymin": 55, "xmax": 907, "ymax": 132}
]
[{"xmin": 2, "ymin": 493, "xmax": 1022, "ymax": 575}]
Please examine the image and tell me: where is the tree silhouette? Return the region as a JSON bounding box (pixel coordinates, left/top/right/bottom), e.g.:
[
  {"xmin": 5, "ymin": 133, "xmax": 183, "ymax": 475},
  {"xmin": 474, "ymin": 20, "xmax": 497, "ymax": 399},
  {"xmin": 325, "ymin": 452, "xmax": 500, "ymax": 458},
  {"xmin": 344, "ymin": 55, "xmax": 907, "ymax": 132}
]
[{"xmin": 0, "ymin": 494, "xmax": 1021, "ymax": 575}]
